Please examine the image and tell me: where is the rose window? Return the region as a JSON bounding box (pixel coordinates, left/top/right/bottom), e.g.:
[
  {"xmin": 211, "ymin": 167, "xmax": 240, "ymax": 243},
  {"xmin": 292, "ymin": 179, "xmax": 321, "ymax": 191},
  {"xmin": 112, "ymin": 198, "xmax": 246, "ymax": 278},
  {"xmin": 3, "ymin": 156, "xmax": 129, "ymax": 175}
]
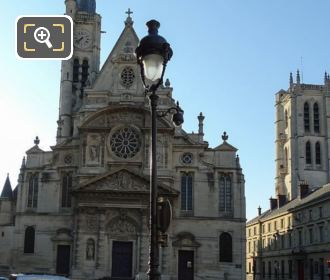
[
  {"xmin": 120, "ymin": 67, "xmax": 135, "ymax": 88},
  {"xmin": 110, "ymin": 127, "xmax": 140, "ymax": 159}
]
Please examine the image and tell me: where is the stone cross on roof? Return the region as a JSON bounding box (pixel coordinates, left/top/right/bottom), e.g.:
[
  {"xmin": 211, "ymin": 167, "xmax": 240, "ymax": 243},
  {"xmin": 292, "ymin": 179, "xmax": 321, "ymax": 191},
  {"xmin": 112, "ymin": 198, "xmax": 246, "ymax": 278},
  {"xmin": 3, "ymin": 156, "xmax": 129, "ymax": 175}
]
[{"xmin": 126, "ymin": 8, "xmax": 133, "ymax": 17}]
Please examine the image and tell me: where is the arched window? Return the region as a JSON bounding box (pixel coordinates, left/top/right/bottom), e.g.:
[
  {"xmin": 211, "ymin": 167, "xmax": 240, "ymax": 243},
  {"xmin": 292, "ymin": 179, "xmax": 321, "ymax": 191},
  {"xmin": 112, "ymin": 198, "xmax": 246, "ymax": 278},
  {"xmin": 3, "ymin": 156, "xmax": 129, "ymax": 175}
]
[
  {"xmin": 27, "ymin": 174, "xmax": 38, "ymax": 208},
  {"xmin": 304, "ymin": 102, "xmax": 310, "ymax": 132},
  {"xmin": 181, "ymin": 173, "xmax": 193, "ymax": 211},
  {"xmin": 306, "ymin": 141, "xmax": 311, "ymax": 165},
  {"xmin": 73, "ymin": 58, "xmax": 80, "ymax": 82},
  {"xmin": 61, "ymin": 173, "xmax": 72, "ymax": 208},
  {"xmin": 219, "ymin": 174, "xmax": 232, "ymax": 212},
  {"xmin": 81, "ymin": 59, "xmax": 89, "ymax": 84},
  {"xmin": 24, "ymin": 226, "xmax": 35, "ymax": 253},
  {"xmin": 219, "ymin": 232, "xmax": 232, "ymax": 262},
  {"xmin": 313, "ymin": 103, "xmax": 320, "ymax": 133},
  {"xmin": 315, "ymin": 142, "xmax": 321, "ymax": 165},
  {"xmin": 86, "ymin": 238, "xmax": 95, "ymax": 260},
  {"xmin": 285, "ymin": 110, "xmax": 288, "ymax": 129}
]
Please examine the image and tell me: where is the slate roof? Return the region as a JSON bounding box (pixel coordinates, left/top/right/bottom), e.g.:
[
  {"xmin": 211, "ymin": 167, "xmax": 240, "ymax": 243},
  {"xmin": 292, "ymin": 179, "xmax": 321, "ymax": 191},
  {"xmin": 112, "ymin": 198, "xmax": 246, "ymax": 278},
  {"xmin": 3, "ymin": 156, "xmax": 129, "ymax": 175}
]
[
  {"xmin": 247, "ymin": 183, "xmax": 330, "ymax": 225},
  {"xmin": 0, "ymin": 174, "xmax": 13, "ymax": 200}
]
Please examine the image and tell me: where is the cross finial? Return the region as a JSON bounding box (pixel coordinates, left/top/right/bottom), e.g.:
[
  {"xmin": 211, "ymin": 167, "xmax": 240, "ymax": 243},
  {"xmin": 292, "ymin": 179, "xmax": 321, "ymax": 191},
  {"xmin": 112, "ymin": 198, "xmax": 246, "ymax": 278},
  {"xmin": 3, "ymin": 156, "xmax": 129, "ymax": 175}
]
[{"xmin": 126, "ymin": 8, "xmax": 133, "ymax": 18}]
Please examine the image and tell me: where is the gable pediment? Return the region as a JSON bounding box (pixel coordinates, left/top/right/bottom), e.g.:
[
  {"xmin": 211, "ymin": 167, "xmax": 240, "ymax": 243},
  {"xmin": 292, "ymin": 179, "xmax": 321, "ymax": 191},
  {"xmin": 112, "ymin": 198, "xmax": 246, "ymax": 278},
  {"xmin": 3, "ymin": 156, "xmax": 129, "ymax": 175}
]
[{"xmin": 77, "ymin": 168, "xmax": 178, "ymax": 196}]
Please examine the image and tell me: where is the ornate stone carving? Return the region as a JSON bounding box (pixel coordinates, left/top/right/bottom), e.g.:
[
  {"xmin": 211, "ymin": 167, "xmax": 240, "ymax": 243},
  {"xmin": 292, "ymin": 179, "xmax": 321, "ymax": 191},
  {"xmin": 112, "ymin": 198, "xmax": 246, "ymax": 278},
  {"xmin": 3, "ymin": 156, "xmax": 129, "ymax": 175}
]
[
  {"xmin": 109, "ymin": 219, "xmax": 136, "ymax": 235},
  {"xmin": 86, "ymin": 215, "xmax": 98, "ymax": 231},
  {"xmin": 93, "ymin": 171, "xmax": 148, "ymax": 192}
]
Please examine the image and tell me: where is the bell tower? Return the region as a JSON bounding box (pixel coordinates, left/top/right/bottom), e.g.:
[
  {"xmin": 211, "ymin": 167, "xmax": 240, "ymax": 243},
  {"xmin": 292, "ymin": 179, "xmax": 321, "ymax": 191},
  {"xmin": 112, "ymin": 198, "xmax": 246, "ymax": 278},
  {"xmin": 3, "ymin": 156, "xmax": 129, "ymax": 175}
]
[{"xmin": 57, "ymin": 0, "xmax": 101, "ymax": 143}]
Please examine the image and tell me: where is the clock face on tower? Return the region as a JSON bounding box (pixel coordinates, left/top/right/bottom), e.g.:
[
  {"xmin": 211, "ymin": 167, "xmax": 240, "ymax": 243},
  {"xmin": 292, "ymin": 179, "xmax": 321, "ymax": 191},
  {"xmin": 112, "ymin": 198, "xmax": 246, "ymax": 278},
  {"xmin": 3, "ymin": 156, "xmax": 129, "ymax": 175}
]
[{"xmin": 74, "ymin": 28, "xmax": 92, "ymax": 49}]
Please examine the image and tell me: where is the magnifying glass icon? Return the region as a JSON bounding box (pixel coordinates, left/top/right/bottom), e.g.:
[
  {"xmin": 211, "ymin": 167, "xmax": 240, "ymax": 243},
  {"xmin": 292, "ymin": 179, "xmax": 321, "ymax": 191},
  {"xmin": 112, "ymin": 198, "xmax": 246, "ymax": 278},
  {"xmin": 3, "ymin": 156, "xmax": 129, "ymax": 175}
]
[{"xmin": 34, "ymin": 27, "xmax": 53, "ymax": 49}]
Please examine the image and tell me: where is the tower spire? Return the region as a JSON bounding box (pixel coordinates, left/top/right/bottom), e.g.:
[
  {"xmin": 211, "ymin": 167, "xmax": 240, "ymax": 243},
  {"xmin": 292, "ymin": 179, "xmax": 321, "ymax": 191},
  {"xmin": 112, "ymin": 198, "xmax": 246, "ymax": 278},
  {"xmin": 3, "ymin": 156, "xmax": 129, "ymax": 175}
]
[
  {"xmin": 1, "ymin": 174, "xmax": 13, "ymax": 200},
  {"xmin": 296, "ymin": 69, "xmax": 300, "ymax": 84}
]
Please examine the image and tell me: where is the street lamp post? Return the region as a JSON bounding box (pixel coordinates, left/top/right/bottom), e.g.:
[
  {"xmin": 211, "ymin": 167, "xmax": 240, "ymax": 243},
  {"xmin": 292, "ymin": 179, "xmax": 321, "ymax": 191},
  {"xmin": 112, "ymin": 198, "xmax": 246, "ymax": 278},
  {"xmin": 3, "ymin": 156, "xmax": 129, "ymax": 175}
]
[{"xmin": 136, "ymin": 20, "xmax": 183, "ymax": 280}]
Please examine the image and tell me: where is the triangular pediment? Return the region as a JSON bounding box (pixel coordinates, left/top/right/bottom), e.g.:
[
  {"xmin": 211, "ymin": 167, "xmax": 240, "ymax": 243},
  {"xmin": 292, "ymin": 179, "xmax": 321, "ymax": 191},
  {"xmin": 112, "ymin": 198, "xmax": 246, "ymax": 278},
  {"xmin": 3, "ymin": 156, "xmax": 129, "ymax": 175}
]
[
  {"xmin": 214, "ymin": 141, "xmax": 237, "ymax": 152},
  {"xmin": 77, "ymin": 168, "xmax": 178, "ymax": 195},
  {"xmin": 92, "ymin": 20, "xmax": 140, "ymax": 92}
]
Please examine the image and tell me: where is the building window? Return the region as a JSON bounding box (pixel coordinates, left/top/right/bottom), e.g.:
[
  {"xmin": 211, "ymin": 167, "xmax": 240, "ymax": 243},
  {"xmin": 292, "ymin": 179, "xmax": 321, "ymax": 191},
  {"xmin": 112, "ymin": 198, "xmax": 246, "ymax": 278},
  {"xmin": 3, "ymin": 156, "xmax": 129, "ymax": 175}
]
[
  {"xmin": 73, "ymin": 58, "xmax": 80, "ymax": 82},
  {"xmin": 315, "ymin": 142, "xmax": 321, "ymax": 165},
  {"xmin": 181, "ymin": 173, "xmax": 193, "ymax": 211},
  {"xmin": 268, "ymin": 261, "xmax": 272, "ymax": 278},
  {"xmin": 288, "ymin": 232, "xmax": 292, "ymax": 247},
  {"xmin": 219, "ymin": 232, "xmax": 232, "ymax": 262},
  {"xmin": 253, "ymin": 226, "xmax": 256, "ymax": 235},
  {"xmin": 248, "ymin": 228, "xmax": 251, "ymax": 237},
  {"xmin": 274, "ymin": 221, "xmax": 277, "ymax": 230},
  {"xmin": 248, "ymin": 262, "xmax": 251, "ymax": 273},
  {"xmin": 281, "ymin": 218, "xmax": 284, "ymax": 229},
  {"xmin": 24, "ymin": 226, "xmax": 35, "ymax": 253},
  {"xmin": 313, "ymin": 103, "xmax": 320, "ymax": 133},
  {"xmin": 219, "ymin": 174, "xmax": 232, "ymax": 212},
  {"xmin": 61, "ymin": 173, "xmax": 72, "ymax": 208},
  {"xmin": 304, "ymin": 102, "xmax": 310, "ymax": 132},
  {"xmin": 81, "ymin": 59, "xmax": 89, "ymax": 84},
  {"xmin": 310, "ymin": 259, "xmax": 314, "ymax": 280},
  {"xmin": 288, "ymin": 260, "xmax": 293, "ymax": 279},
  {"xmin": 281, "ymin": 260, "xmax": 285, "ymax": 279},
  {"xmin": 27, "ymin": 174, "xmax": 38, "ymax": 208},
  {"xmin": 309, "ymin": 228, "xmax": 314, "ymax": 244},
  {"xmin": 306, "ymin": 141, "xmax": 312, "ymax": 164},
  {"xmin": 268, "ymin": 223, "xmax": 271, "ymax": 232},
  {"xmin": 309, "ymin": 209, "xmax": 313, "ymax": 221},
  {"xmin": 281, "ymin": 234, "xmax": 285, "ymax": 249},
  {"xmin": 288, "ymin": 216, "xmax": 291, "ymax": 227},
  {"xmin": 319, "ymin": 226, "xmax": 324, "ymax": 242},
  {"xmin": 319, "ymin": 258, "xmax": 324, "ymax": 280},
  {"xmin": 298, "ymin": 230, "xmax": 303, "ymax": 246},
  {"xmin": 248, "ymin": 241, "xmax": 251, "ymax": 253},
  {"xmin": 262, "ymin": 224, "xmax": 265, "ymax": 233},
  {"xmin": 262, "ymin": 261, "xmax": 266, "ymax": 278},
  {"xmin": 319, "ymin": 207, "xmax": 323, "ymax": 218}
]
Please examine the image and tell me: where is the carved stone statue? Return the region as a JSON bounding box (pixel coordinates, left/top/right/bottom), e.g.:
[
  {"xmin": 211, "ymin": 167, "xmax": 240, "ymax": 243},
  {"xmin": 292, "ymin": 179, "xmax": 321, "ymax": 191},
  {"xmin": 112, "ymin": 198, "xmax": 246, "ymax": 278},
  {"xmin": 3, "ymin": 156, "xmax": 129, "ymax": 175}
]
[{"xmin": 86, "ymin": 238, "xmax": 95, "ymax": 260}]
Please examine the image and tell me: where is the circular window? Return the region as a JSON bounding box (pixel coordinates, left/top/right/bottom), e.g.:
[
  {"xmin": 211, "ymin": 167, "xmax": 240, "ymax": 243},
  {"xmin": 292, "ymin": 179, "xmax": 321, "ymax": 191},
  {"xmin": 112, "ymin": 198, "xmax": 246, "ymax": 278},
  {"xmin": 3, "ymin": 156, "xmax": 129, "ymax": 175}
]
[
  {"xmin": 181, "ymin": 153, "xmax": 193, "ymax": 164},
  {"xmin": 64, "ymin": 154, "xmax": 73, "ymax": 164},
  {"xmin": 110, "ymin": 126, "xmax": 141, "ymax": 159},
  {"xmin": 120, "ymin": 67, "xmax": 135, "ymax": 88}
]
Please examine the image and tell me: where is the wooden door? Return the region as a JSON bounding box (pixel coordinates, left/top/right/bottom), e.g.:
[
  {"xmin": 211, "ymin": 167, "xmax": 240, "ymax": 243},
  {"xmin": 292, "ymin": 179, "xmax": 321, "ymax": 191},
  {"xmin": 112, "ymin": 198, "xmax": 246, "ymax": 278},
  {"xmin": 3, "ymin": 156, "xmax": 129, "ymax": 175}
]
[
  {"xmin": 178, "ymin": 250, "xmax": 194, "ymax": 280},
  {"xmin": 56, "ymin": 245, "xmax": 70, "ymax": 275},
  {"xmin": 297, "ymin": 260, "xmax": 304, "ymax": 280},
  {"xmin": 111, "ymin": 241, "xmax": 133, "ymax": 279}
]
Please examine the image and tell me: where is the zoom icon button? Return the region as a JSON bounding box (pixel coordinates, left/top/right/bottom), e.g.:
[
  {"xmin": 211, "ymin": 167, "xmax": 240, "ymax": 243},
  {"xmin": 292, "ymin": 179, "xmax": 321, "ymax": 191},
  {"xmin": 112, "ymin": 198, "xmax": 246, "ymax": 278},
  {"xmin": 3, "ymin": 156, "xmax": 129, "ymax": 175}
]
[{"xmin": 16, "ymin": 16, "xmax": 73, "ymax": 60}]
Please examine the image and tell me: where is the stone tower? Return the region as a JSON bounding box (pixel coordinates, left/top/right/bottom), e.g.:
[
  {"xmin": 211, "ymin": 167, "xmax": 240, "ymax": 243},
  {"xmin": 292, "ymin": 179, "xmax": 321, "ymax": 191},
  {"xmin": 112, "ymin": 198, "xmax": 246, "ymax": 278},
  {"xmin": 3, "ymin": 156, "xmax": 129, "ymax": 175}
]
[
  {"xmin": 57, "ymin": 0, "xmax": 101, "ymax": 142},
  {"xmin": 275, "ymin": 71, "xmax": 330, "ymax": 199}
]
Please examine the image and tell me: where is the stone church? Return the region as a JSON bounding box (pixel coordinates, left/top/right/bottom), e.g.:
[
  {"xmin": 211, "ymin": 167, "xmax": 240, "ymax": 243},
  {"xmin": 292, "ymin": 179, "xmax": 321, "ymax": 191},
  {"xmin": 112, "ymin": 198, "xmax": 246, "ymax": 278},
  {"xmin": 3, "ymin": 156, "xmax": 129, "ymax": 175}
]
[{"xmin": 0, "ymin": 1, "xmax": 246, "ymax": 279}]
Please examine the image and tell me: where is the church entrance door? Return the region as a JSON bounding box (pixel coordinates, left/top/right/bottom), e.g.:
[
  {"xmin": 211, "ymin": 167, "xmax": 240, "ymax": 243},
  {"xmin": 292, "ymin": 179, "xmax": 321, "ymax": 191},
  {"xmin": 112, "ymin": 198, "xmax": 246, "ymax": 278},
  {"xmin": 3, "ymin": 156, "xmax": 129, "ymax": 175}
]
[
  {"xmin": 56, "ymin": 245, "xmax": 70, "ymax": 275},
  {"xmin": 111, "ymin": 241, "xmax": 133, "ymax": 279},
  {"xmin": 178, "ymin": 250, "xmax": 194, "ymax": 280}
]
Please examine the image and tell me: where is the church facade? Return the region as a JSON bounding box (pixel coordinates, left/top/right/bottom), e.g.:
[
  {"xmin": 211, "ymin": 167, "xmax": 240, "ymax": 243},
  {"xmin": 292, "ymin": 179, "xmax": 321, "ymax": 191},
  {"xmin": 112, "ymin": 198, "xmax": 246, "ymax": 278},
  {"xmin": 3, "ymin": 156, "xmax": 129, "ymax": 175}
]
[{"xmin": 0, "ymin": 1, "xmax": 246, "ymax": 279}]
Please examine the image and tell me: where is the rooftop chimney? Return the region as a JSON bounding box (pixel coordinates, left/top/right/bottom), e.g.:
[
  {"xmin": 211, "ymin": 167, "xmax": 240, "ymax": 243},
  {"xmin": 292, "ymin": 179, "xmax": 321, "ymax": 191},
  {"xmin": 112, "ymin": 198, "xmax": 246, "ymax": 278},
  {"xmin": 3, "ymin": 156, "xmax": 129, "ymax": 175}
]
[
  {"xmin": 270, "ymin": 197, "xmax": 277, "ymax": 210},
  {"xmin": 258, "ymin": 206, "xmax": 262, "ymax": 216},
  {"xmin": 299, "ymin": 181, "xmax": 309, "ymax": 199},
  {"xmin": 277, "ymin": 194, "xmax": 286, "ymax": 208}
]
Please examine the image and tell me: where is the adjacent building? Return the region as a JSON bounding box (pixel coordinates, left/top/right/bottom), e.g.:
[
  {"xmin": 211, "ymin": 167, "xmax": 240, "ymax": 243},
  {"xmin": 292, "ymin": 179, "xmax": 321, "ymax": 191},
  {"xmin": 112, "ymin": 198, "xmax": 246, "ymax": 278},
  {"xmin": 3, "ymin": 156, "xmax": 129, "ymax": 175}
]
[
  {"xmin": 246, "ymin": 72, "xmax": 330, "ymax": 280},
  {"xmin": 0, "ymin": 1, "xmax": 246, "ymax": 279}
]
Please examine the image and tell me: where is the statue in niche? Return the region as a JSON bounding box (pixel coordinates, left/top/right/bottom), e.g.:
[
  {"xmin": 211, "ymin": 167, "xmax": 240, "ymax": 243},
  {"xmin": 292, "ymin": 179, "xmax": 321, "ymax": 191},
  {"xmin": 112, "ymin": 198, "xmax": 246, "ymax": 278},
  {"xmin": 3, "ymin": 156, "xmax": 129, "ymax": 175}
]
[
  {"xmin": 86, "ymin": 134, "xmax": 102, "ymax": 165},
  {"xmin": 86, "ymin": 238, "xmax": 95, "ymax": 260}
]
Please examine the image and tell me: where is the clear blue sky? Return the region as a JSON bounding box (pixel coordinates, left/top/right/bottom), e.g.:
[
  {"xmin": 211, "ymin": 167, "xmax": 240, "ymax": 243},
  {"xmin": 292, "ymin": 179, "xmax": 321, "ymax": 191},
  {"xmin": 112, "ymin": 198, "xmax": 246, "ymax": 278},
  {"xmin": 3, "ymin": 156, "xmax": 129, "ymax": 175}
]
[{"xmin": 1, "ymin": 0, "xmax": 330, "ymax": 220}]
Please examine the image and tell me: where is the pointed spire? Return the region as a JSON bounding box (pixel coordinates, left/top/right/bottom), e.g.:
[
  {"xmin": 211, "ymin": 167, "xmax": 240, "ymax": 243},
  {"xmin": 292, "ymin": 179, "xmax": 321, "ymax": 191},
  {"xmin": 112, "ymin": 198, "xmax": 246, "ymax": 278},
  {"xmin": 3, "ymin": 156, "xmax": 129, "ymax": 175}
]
[
  {"xmin": 289, "ymin": 72, "xmax": 293, "ymax": 86},
  {"xmin": 1, "ymin": 174, "xmax": 13, "ymax": 200},
  {"xmin": 125, "ymin": 8, "xmax": 133, "ymax": 26},
  {"xmin": 296, "ymin": 69, "xmax": 300, "ymax": 84},
  {"xmin": 324, "ymin": 71, "xmax": 328, "ymax": 84},
  {"xmin": 20, "ymin": 156, "xmax": 26, "ymax": 169}
]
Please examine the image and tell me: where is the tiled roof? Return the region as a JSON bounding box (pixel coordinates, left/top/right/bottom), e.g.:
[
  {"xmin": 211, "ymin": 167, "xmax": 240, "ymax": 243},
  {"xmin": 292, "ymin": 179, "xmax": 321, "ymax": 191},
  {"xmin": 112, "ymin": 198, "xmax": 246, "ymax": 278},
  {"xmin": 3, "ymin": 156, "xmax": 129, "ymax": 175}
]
[{"xmin": 247, "ymin": 183, "xmax": 330, "ymax": 225}]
